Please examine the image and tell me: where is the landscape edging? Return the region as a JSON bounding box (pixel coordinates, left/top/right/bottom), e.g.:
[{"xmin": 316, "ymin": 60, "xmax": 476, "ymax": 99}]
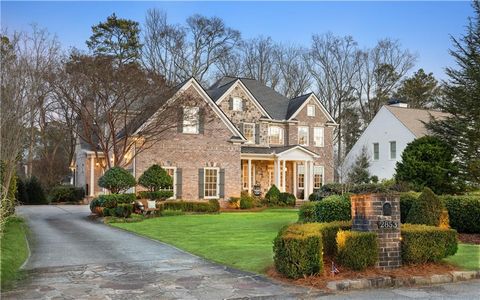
[{"xmin": 326, "ymin": 270, "xmax": 480, "ymax": 291}]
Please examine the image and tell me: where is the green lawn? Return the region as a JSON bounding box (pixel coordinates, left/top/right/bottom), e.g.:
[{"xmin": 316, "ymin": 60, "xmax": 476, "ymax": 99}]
[
  {"xmin": 1, "ymin": 216, "xmax": 29, "ymax": 289},
  {"xmin": 113, "ymin": 209, "xmax": 298, "ymax": 273},
  {"xmin": 444, "ymin": 243, "xmax": 480, "ymax": 270}
]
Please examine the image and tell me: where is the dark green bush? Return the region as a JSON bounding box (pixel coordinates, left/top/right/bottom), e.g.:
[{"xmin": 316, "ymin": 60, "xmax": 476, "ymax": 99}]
[
  {"xmin": 49, "ymin": 185, "xmax": 85, "ymax": 203},
  {"xmin": 103, "ymin": 207, "xmax": 112, "ymax": 216},
  {"xmin": 25, "ymin": 176, "xmax": 48, "ymax": 204},
  {"xmin": 401, "ymin": 224, "xmax": 458, "ymax": 263},
  {"xmin": 114, "ymin": 204, "xmax": 134, "ymax": 218},
  {"xmin": 309, "ymin": 192, "xmax": 323, "ymax": 201},
  {"xmin": 98, "ymin": 167, "xmax": 136, "ymax": 194},
  {"xmin": 208, "ymin": 199, "xmax": 220, "ymax": 212},
  {"xmin": 315, "ymin": 195, "xmax": 351, "ymax": 222},
  {"xmin": 265, "ymin": 185, "xmax": 281, "ymax": 205},
  {"xmin": 137, "ymin": 190, "xmax": 173, "ymax": 200},
  {"xmin": 279, "ymin": 192, "xmax": 296, "ymax": 206},
  {"xmin": 399, "ymin": 191, "xmax": 420, "ymax": 223},
  {"xmin": 349, "ymin": 183, "xmax": 389, "ymax": 194},
  {"xmin": 162, "ymin": 200, "xmax": 220, "ymax": 213},
  {"xmin": 442, "ymin": 195, "xmax": 480, "ymax": 233},
  {"xmin": 406, "ymin": 187, "xmax": 444, "ymax": 226},
  {"xmin": 336, "ymin": 230, "xmax": 378, "ymax": 271},
  {"xmin": 298, "ymin": 202, "xmax": 316, "ymax": 223},
  {"xmin": 98, "ymin": 194, "xmax": 136, "ymax": 208},
  {"xmin": 318, "ymin": 221, "xmax": 352, "ymax": 256},
  {"xmin": 273, "ymin": 223, "xmax": 323, "ymax": 279},
  {"xmin": 240, "ymin": 197, "xmax": 254, "ymax": 209},
  {"xmin": 138, "ymin": 164, "xmax": 173, "ymax": 192},
  {"xmin": 16, "ymin": 177, "xmax": 29, "ymax": 204}
]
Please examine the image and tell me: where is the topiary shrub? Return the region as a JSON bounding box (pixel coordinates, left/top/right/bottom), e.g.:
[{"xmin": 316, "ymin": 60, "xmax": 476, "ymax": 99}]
[
  {"xmin": 406, "ymin": 187, "xmax": 444, "ymax": 226},
  {"xmin": 25, "ymin": 176, "xmax": 48, "ymax": 204},
  {"xmin": 273, "ymin": 223, "xmax": 323, "ymax": 279},
  {"xmin": 279, "ymin": 192, "xmax": 296, "ymax": 207},
  {"xmin": 98, "ymin": 167, "xmax": 136, "ymax": 194},
  {"xmin": 441, "ymin": 195, "xmax": 480, "ymax": 233},
  {"xmin": 336, "ymin": 230, "xmax": 378, "ymax": 271},
  {"xmin": 315, "ymin": 195, "xmax": 351, "ymax": 222},
  {"xmin": 137, "ymin": 190, "xmax": 173, "ymax": 200},
  {"xmin": 401, "ymin": 224, "xmax": 458, "ymax": 263},
  {"xmin": 49, "ymin": 185, "xmax": 85, "ymax": 203},
  {"xmin": 298, "ymin": 202, "xmax": 316, "ymax": 223},
  {"xmin": 399, "ymin": 191, "xmax": 420, "ymax": 223},
  {"xmin": 265, "ymin": 185, "xmax": 281, "ymax": 205},
  {"xmin": 138, "ymin": 164, "xmax": 173, "ymax": 199}
]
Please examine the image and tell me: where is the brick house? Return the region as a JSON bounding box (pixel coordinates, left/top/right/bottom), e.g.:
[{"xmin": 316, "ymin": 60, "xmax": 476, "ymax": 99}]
[{"xmin": 73, "ymin": 76, "xmax": 337, "ymax": 203}]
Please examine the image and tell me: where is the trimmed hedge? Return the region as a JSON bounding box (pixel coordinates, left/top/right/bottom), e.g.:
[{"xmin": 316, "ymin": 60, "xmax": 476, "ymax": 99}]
[
  {"xmin": 317, "ymin": 221, "xmax": 352, "ymax": 256},
  {"xmin": 137, "ymin": 190, "xmax": 174, "ymax": 200},
  {"xmin": 273, "ymin": 223, "xmax": 323, "ymax": 279},
  {"xmin": 406, "ymin": 187, "xmax": 444, "ymax": 226},
  {"xmin": 401, "ymin": 224, "xmax": 458, "ymax": 263},
  {"xmin": 298, "ymin": 202, "xmax": 316, "ymax": 223},
  {"xmin": 98, "ymin": 193, "xmax": 136, "ymax": 206},
  {"xmin": 442, "ymin": 195, "xmax": 480, "ymax": 233},
  {"xmin": 162, "ymin": 200, "xmax": 220, "ymax": 213},
  {"xmin": 399, "ymin": 191, "xmax": 419, "ymax": 223},
  {"xmin": 114, "ymin": 204, "xmax": 134, "ymax": 218},
  {"xmin": 336, "ymin": 230, "xmax": 378, "ymax": 271},
  {"xmin": 49, "ymin": 185, "xmax": 85, "ymax": 203},
  {"xmin": 315, "ymin": 195, "xmax": 351, "ymax": 222},
  {"xmin": 279, "ymin": 192, "xmax": 296, "ymax": 207}
]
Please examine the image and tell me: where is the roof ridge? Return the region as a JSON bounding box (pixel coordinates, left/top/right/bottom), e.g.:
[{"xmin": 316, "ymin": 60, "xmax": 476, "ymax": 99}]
[
  {"xmin": 384, "ymin": 105, "xmax": 447, "ymax": 114},
  {"xmin": 290, "ymin": 92, "xmax": 313, "ymax": 101}
]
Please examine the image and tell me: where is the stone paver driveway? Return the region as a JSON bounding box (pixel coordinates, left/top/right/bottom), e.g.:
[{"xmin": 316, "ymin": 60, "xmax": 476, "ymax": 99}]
[{"xmin": 3, "ymin": 205, "xmax": 320, "ymax": 299}]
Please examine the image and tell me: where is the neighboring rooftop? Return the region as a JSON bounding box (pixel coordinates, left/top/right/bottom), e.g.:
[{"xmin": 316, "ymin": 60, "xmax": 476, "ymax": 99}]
[{"xmin": 385, "ymin": 105, "xmax": 450, "ymax": 137}]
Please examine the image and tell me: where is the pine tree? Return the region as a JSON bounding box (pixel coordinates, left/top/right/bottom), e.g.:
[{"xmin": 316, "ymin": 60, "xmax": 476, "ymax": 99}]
[
  {"xmin": 347, "ymin": 146, "xmax": 371, "ymax": 184},
  {"xmin": 395, "ymin": 68, "xmax": 440, "ymax": 108},
  {"xmin": 427, "ymin": 1, "xmax": 480, "ymax": 185}
]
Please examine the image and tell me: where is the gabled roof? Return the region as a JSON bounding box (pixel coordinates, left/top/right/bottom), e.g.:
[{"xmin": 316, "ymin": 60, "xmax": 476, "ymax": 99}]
[
  {"xmin": 241, "ymin": 145, "xmax": 319, "ymax": 157},
  {"xmin": 384, "ymin": 105, "xmax": 450, "ymax": 137},
  {"xmin": 287, "ymin": 93, "xmax": 313, "ymax": 119}
]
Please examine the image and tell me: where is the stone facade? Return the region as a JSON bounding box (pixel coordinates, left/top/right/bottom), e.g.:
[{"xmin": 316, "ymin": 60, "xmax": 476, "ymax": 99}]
[{"xmin": 351, "ymin": 193, "xmax": 402, "ymax": 269}]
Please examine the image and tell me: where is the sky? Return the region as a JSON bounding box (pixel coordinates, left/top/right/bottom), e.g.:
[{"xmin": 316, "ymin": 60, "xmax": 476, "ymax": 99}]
[{"xmin": 1, "ymin": 1, "xmax": 474, "ymax": 80}]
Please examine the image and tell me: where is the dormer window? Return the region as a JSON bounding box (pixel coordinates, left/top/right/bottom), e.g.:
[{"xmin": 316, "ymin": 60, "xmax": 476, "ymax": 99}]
[
  {"xmin": 307, "ymin": 105, "xmax": 315, "ymax": 117},
  {"xmin": 232, "ymin": 97, "xmax": 243, "ymax": 111}
]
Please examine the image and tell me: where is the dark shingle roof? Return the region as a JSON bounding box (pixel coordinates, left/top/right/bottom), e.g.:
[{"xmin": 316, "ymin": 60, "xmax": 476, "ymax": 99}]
[
  {"xmin": 287, "ymin": 93, "xmax": 312, "ymax": 119},
  {"xmin": 241, "ymin": 145, "xmax": 318, "ymax": 156}
]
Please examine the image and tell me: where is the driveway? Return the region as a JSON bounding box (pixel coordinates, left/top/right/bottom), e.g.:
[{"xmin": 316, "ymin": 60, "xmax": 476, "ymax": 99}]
[{"xmin": 3, "ymin": 205, "xmax": 480, "ymax": 299}]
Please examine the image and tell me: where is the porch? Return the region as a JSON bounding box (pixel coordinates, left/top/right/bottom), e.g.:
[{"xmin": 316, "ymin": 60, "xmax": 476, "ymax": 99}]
[{"xmin": 241, "ymin": 146, "xmax": 323, "ymax": 200}]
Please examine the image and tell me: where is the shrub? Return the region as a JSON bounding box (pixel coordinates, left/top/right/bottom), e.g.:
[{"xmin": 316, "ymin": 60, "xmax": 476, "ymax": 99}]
[
  {"xmin": 114, "ymin": 204, "xmax": 133, "ymax": 218},
  {"xmin": 25, "ymin": 176, "xmax": 48, "ymax": 204},
  {"xmin": 318, "ymin": 221, "xmax": 352, "ymax": 256},
  {"xmin": 102, "ymin": 207, "xmax": 112, "ymax": 216},
  {"xmin": 162, "ymin": 200, "xmax": 220, "ymax": 213},
  {"xmin": 89, "ymin": 198, "xmax": 101, "ymax": 213},
  {"xmin": 349, "ymin": 183, "xmax": 389, "ymax": 194},
  {"xmin": 279, "ymin": 192, "xmax": 296, "ymax": 206},
  {"xmin": 138, "ymin": 164, "xmax": 173, "ymax": 192},
  {"xmin": 401, "ymin": 224, "xmax": 458, "ymax": 263},
  {"xmin": 336, "ymin": 230, "xmax": 378, "ymax": 271},
  {"xmin": 240, "ymin": 191, "xmax": 254, "ymax": 209},
  {"xmin": 265, "ymin": 185, "xmax": 281, "ymax": 205},
  {"xmin": 208, "ymin": 199, "xmax": 220, "ymax": 212},
  {"xmin": 399, "ymin": 191, "xmax": 420, "ymax": 223},
  {"xmin": 161, "ymin": 209, "xmax": 185, "ymax": 216},
  {"xmin": 298, "ymin": 202, "xmax": 316, "ymax": 223},
  {"xmin": 315, "ymin": 195, "xmax": 351, "ymax": 222},
  {"xmin": 406, "ymin": 187, "xmax": 444, "ymax": 226},
  {"xmin": 137, "ymin": 190, "xmax": 173, "ymax": 200},
  {"xmin": 98, "ymin": 167, "xmax": 136, "ymax": 194},
  {"xmin": 228, "ymin": 197, "xmax": 240, "ymax": 208},
  {"xmin": 442, "ymin": 195, "xmax": 480, "ymax": 233},
  {"xmin": 309, "ymin": 192, "xmax": 323, "ymax": 201},
  {"xmin": 49, "ymin": 185, "xmax": 85, "ymax": 203},
  {"xmin": 98, "ymin": 193, "xmax": 136, "ymax": 207},
  {"xmin": 273, "ymin": 223, "xmax": 323, "ymax": 279},
  {"xmin": 15, "ymin": 178, "xmax": 29, "ymax": 204}
]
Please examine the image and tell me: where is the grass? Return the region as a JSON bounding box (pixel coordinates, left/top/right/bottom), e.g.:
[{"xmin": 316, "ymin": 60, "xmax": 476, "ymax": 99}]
[
  {"xmin": 444, "ymin": 243, "xmax": 480, "ymax": 270},
  {"xmin": 1, "ymin": 216, "xmax": 29, "ymax": 289},
  {"xmin": 112, "ymin": 209, "xmax": 298, "ymax": 273}
]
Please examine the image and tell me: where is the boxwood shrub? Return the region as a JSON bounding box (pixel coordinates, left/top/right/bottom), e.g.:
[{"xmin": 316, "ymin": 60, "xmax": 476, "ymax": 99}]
[
  {"xmin": 98, "ymin": 193, "xmax": 136, "ymax": 207},
  {"xmin": 49, "ymin": 185, "xmax": 85, "ymax": 203},
  {"xmin": 137, "ymin": 190, "xmax": 174, "ymax": 200},
  {"xmin": 315, "ymin": 195, "xmax": 351, "ymax": 222},
  {"xmin": 399, "ymin": 191, "xmax": 419, "ymax": 223},
  {"xmin": 336, "ymin": 230, "xmax": 378, "ymax": 271},
  {"xmin": 240, "ymin": 191, "xmax": 255, "ymax": 209},
  {"xmin": 442, "ymin": 195, "xmax": 480, "ymax": 233},
  {"xmin": 298, "ymin": 202, "xmax": 316, "ymax": 222},
  {"xmin": 401, "ymin": 224, "xmax": 458, "ymax": 263},
  {"xmin": 279, "ymin": 192, "xmax": 296, "ymax": 206},
  {"xmin": 162, "ymin": 200, "xmax": 220, "ymax": 213},
  {"xmin": 406, "ymin": 187, "xmax": 444, "ymax": 226},
  {"xmin": 273, "ymin": 223, "xmax": 323, "ymax": 279},
  {"xmin": 264, "ymin": 185, "xmax": 281, "ymax": 206},
  {"xmin": 114, "ymin": 204, "xmax": 134, "ymax": 218}
]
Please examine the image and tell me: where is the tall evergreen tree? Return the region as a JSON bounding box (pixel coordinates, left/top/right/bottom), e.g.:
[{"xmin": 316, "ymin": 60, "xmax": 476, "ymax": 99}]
[
  {"xmin": 347, "ymin": 146, "xmax": 371, "ymax": 184},
  {"xmin": 427, "ymin": 1, "xmax": 480, "ymax": 185},
  {"xmin": 395, "ymin": 68, "xmax": 440, "ymax": 108}
]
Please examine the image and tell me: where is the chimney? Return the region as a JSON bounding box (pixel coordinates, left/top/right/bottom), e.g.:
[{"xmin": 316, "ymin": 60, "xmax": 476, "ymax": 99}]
[{"xmin": 388, "ymin": 99, "xmax": 408, "ymax": 108}]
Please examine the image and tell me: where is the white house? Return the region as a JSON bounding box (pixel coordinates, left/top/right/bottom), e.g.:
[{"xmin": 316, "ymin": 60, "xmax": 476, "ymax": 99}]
[{"xmin": 341, "ymin": 103, "xmax": 449, "ymax": 181}]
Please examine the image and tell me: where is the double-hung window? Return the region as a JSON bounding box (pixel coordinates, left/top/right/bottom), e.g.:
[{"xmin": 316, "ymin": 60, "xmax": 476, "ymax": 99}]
[
  {"xmin": 297, "ymin": 164, "xmax": 305, "ymax": 189},
  {"xmin": 268, "ymin": 126, "xmax": 284, "ymax": 145},
  {"xmin": 313, "ymin": 166, "xmax": 324, "ymax": 189},
  {"xmin": 204, "ymin": 168, "xmax": 219, "ymax": 199},
  {"xmin": 313, "ymin": 127, "xmax": 324, "ymax": 147},
  {"xmin": 390, "ymin": 141, "xmax": 397, "ymax": 159},
  {"xmin": 183, "ymin": 106, "xmax": 199, "ymax": 134},
  {"xmin": 243, "ymin": 123, "xmax": 255, "ymax": 144},
  {"xmin": 232, "ymin": 97, "xmax": 243, "ymax": 111},
  {"xmin": 298, "ymin": 126, "xmax": 309, "ymax": 146},
  {"xmin": 373, "ymin": 143, "xmax": 380, "ymax": 160}
]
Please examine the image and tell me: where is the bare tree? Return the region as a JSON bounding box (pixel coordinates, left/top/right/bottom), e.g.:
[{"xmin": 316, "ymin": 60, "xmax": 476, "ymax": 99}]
[
  {"xmin": 274, "ymin": 44, "xmax": 311, "ymax": 98},
  {"xmin": 241, "ymin": 36, "xmax": 280, "ymax": 89},
  {"xmin": 356, "ymin": 38, "xmax": 416, "ymax": 122}
]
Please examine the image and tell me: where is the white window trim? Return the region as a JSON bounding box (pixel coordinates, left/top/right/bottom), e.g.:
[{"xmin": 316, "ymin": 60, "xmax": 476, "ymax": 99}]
[
  {"xmin": 307, "ymin": 104, "xmax": 316, "ymax": 117},
  {"xmin": 163, "ymin": 166, "xmax": 176, "ymax": 199},
  {"xmin": 313, "ymin": 165, "xmax": 325, "ymax": 189},
  {"xmin": 297, "ymin": 164, "xmax": 305, "ymax": 189},
  {"xmin": 204, "ymin": 167, "xmax": 220, "ymax": 199},
  {"xmin": 389, "ymin": 141, "xmax": 397, "ymax": 160},
  {"xmin": 373, "ymin": 143, "xmax": 380, "ymax": 161},
  {"xmin": 268, "ymin": 125, "xmax": 284, "ymax": 145},
  {"xmin": 243, "ymin": 122, "xmax": 256, "ymax": 144},
  {"xmin": 298, "ymin": 126, "xmax": 309, "ymax": 146},
  {"xmin": 314, "ymin": 127, "xmax": 324, "ymax": 147},
  {"xmin": 183, "ymin": 106, "xmax": 199, "ymax": 134},
  {"xmin": 232, "ymin": 97, "xmax": 243, "ymax": 111}
]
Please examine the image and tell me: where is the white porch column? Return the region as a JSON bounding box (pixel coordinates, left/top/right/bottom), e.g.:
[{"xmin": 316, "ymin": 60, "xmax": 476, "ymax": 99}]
[
  {"xmin": 308, "ymin": 161, "xmax": 314, "ymax": 196},
  {"xmin": 275, "ymin": 158, "xmax": 280, "ymax": 187},
  {"xmin": 248, "ymin": 159, "xmax": 252, "ymax": 194},
  {"xmin": 303, "ymin": 160, "xmax": 308, "ymax": 200},
  {"xmin": 281, "ymin": 160, "xmax": 286, "ymax": 192},
  {"xmin": 293, "ymin": 161, "xmax": 297, "ymax": 198},
  {"xmin": 89, "ymin": 155, "xmax": 95, "ymax": 196}
]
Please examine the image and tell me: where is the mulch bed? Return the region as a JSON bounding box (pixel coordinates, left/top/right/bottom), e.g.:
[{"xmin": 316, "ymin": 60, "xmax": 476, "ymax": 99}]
[
  {"xmin": 266, "ymin": 257, "xmax": 459, "ymax": 290},
  {"xmin": 458, "ymin": 233, "xmax": 480, "ymax": 245}
]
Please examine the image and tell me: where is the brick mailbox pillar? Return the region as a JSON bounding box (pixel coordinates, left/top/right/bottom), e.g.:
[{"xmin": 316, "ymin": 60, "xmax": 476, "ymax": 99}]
[{"xmin": 350, "ymin": 193, "xmax": 401, "ymax": 269}]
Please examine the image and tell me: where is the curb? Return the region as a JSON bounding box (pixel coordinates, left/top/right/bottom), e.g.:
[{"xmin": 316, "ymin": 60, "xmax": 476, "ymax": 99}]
[{"xmin": 326, "ymin": 270, "xmax": 480, "ymax": 291}]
